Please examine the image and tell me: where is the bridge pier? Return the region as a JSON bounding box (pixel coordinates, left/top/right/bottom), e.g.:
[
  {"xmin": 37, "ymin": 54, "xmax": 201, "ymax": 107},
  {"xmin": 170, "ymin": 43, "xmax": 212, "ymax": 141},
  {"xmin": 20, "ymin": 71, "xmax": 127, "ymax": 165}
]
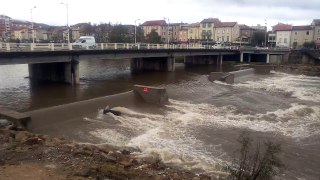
[
  {"xmin": 185, "ymin": 55, "xmax": 219, "ymax": 66},
  {"xmin": 28, "ymin": 57, "xmax": 79, "ymax": 84},
  {"xmin": 131, "ymin": 56, "xmax": 175, "ymax": 73}
]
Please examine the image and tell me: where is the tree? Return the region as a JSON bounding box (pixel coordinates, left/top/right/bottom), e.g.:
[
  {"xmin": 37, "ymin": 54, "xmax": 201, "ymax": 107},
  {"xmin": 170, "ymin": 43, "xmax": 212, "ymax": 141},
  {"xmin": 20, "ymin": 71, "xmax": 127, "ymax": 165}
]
[
  {"xmin": 252, "ymin": 31, "xmax": 266, "ymax": 46},
  {"xmin": 226, "ymin": 132, "xmax": 283, "ymax": 180},
  {"xmin": 146, "ymin": 29, "xmax": 162, "ymax": 44},
  {"xmin": 303, "ymin": 41, "xmax": 315, "ymax": 49},
  {"xmin": 109, "ymin": 25, "xmax": 130, "ymax": 43}
]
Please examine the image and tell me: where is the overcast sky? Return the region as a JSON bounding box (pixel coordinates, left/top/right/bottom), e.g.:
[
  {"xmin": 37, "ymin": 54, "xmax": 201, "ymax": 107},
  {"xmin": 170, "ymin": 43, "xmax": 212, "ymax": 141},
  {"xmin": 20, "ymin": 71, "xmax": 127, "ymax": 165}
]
[{"xmin": 1, "ymin": 0, "xmax": 319, "ymax": 30}]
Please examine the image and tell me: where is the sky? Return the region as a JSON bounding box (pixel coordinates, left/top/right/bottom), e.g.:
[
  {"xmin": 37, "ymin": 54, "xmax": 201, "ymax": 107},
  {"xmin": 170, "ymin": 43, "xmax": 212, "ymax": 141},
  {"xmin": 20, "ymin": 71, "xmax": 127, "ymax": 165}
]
[{"xmin": 1, "ymin": 0, "xmax": 319, "ymax": 30}]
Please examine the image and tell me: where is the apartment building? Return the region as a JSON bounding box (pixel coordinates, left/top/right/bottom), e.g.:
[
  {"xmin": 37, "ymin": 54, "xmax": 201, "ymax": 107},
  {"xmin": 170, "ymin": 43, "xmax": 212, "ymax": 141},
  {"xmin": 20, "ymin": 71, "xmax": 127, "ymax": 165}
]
[
  {"xmin": 178, "ymin": 25, "xmax": 188, "ymax": 44},
  {"xmin": 141, "ymin": 20, "xmax": 166, "ymax": 42},
  {"xmin": 187, "ymin": 23, "xmax": 200, "ymax": 43},
  {"xmin": 312, "ymin": 19, "xmax": 320, "ymax": 49},
  {"xmin": 200, "ymin": 18, "xmax": 220, "ymax": 42},
  {"xmin": 12, "ymin": 27, "xmax": 30, "ymax": 40},
  {"xmin": 0, "ymin": 15, "xmax": 12, "ymax": 41},
  {"xmin": 291, "ymin": 25, "xmax": 314, "ymax": 49},
  {"xmin": 170, "ymin": 23, "xmax": 184, "ymax": 44},
  {"xmin": 273, "ymin": 23, "xmax": 292, "ymax": 47},
  {"xmin": 215, "ymin": 22, "xmax": 239, "ymax": 44}
]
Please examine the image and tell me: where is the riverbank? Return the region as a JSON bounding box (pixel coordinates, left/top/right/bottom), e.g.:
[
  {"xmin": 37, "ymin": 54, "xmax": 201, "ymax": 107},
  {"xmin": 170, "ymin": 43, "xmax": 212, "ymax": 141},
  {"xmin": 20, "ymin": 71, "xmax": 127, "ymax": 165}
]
[
  {"xmin": 0, "ymin": 127, "xmax": 212, "ymax": 180},
  {"xmin": 275, "ymin": 64, "xmax": 320, "ymax": 76}
]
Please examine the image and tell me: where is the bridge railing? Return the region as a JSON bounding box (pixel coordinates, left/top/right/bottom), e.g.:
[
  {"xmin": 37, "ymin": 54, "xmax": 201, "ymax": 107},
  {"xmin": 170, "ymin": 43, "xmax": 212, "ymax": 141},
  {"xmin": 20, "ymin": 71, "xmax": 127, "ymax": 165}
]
[{"xmin": 0, "ymin": 42, "xmax": 239, "ymax": 52}]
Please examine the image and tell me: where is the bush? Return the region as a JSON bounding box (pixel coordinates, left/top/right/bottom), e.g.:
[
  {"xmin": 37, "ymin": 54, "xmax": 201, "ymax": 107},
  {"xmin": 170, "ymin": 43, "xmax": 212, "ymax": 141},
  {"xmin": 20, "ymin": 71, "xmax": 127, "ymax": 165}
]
[{"xmin": 226, "ymin": 132, "xmax": 284, "ymax": 180}]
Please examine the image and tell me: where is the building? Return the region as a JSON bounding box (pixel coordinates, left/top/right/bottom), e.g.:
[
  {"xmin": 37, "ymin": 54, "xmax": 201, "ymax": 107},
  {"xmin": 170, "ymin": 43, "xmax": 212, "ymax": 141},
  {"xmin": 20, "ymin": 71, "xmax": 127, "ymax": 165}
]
[
  {"xmin": 187, "ymin": 23, "xmax": 200, "ymax": 43},
  {"xmin": 290, "ymin": 25, "xmax": 314, "ymax": 49},
  {"xmin": 200, "ymin": 18, "xmax": 220, "ymax": 43},
  {"xmin": 312, "ymin": 19, "xmax": 320, "ymax": 49},
  {"xmin": 141, "ymin": 20, "xmax": 167, "ymax": 42},
  {"xmin": 239, "ymin": 24, "xmax": 255, "ymax": 45},
  {"xmin": 214, "ymin": 22, "xmax": 239, "ymax": 44},
  {"xmin": 0, "ymin": 15, "xmax": 12, "ymax": 41},
  {"xmin": 170, "ymin": 23, "xmax": 184, "ymax": 44},
  {"xmin": 12, "ymin": 27, "xmax": 30, "ymax": 41},
  {"xmin": 273, "ymin": 23, "xmax": 292, "ymax": 48},
  {"xmin": 268, "ymin": 32, "xmax": 276, "ymax": 47},
  {"xmin": 178, "ymin": 25, "xmax": 188, "ymax": 44}
]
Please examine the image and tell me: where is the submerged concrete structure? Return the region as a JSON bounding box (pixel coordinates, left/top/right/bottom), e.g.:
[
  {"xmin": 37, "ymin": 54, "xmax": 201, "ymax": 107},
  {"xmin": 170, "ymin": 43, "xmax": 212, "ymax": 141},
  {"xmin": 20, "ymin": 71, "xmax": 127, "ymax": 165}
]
[
  {"xmin": 208, "ymin": 65, "xmax": 274, "ymax": 84},
  {"xmin": 133, "ymin": 85, "xmax": 168, "ymax": 105}
]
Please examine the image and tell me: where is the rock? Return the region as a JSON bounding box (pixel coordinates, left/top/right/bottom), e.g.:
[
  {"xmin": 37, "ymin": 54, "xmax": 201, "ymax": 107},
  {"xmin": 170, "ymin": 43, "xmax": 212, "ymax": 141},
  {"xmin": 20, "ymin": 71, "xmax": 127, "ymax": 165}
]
[
  {"xmin": 23, "ymin": 137, "xmax": 44, "ymax": 145},
  {"xmin": 101, "ymin": 152, "xmax": 117, "ymax": 163},
  {"xmin": 15, "ymin": 131, "xmax": 33, "ymax": 142},
  {"xmin": 119, "ymin": 160, "xmax": 133, "ymax": 168},
  {"xmin": 0, "ymin": 119, "xmax": 13, "ymax": 129}
]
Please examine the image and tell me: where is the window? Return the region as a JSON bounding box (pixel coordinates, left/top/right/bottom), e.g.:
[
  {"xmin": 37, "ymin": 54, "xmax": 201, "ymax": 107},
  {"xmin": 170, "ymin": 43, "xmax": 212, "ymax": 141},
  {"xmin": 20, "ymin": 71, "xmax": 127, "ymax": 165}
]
[
  {"xmin": 227, "ymin": 36, "xmax": 229, "ymax": 42},
  {"xmin": 202, "ymin": 23, "xmax": 206, "ymax": 28},
  {"xmin": 222, "ymin": 36, "xmax": 225, "ymax": 42},
  {"xmin": 279, "ymin": 38, "xmax": 282, "ymax": 42},
  {"xmin": 306, "ymin": 31, "xmax": 309, "ymax": 35},
  {"xmin": 295, "ymin": 32, "xmax": 297, "ymax": 35},
  {"xmin": 222, "ymin": 30, "xmax": 225, "ymax": 34},
  {"xmin": 318, "ymin": 29, "xmax": 320, "ymax": 34},
  {"xmin": 284, "ymin": 38, "xmax": 287, "ymax": 43},
  {"xmin": 208, "ymin": 23, "xmax": 212, "ymax": 27}
]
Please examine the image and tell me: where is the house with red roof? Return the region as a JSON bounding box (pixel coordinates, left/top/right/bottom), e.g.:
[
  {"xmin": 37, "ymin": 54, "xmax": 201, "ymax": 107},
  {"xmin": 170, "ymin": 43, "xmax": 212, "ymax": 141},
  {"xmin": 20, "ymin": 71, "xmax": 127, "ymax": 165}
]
[
  {"xmin": 272, "ymin": 23, "xmax": 292, "ymax": 48},
  {"xmin": 141, "ymin": 20, "xmax": 167, "ymax": 42}
]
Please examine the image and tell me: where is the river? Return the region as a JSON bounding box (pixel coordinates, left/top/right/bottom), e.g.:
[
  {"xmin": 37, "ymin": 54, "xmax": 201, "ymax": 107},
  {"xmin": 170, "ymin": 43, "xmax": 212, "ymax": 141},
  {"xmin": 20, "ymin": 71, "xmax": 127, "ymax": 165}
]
[{"xmin": 0, "ymin": 59, "xmax": 319, "ymax": 179}]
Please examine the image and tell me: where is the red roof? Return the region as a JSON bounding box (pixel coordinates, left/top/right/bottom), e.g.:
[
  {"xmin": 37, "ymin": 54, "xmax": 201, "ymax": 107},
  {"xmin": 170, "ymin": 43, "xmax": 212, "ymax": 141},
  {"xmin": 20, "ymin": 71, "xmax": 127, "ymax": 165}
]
[
  {"xmin": 216, "ymin": 22, "xmax": 237, "ymax": 28},
  {"xmin": 272, "ymin": 23, "xmax": 292, "ymax": 31},
  {"xmin": 292, "ymin": 25, "xmax": 312, "ymax": 30},
  {"xmin": 141, "ymin": 20, "xmax": 166, "ymax": 26},
  {"xmin": 200, "ymin": 18, "xmax": 220, "ymax": 24}
]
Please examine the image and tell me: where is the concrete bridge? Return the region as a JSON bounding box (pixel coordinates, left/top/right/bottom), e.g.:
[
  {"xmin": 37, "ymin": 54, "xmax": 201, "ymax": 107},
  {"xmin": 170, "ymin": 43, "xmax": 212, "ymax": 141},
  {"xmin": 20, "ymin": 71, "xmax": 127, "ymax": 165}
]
[{"xmin": 0, "ymin": 43, "xmax": 290, "ymax": 85}]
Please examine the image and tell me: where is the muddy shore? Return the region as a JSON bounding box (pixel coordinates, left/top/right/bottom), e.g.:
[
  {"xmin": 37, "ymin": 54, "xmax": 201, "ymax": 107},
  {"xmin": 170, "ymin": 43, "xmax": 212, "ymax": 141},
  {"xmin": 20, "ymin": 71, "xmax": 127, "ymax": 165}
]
[{"xmin": 0, "ymin": 127, "xmax": 214, "ymax": 180}]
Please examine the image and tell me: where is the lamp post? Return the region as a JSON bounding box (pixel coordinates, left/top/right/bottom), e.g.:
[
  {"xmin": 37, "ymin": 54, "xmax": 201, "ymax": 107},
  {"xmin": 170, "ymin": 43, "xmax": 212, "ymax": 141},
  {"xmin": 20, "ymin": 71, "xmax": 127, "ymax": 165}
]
[
  {"xmin": 61, "ymin": 2, "xmax": 70, "ymax": 46},
  {"xmin": 30, "ymin": 6, "xmax": 36, "ymax": 43},
  {"xmin": 164, "ymin": 17, "xmax": 170, "ymax": 45},
  {"xmin": 265, "ymin": 19, "xmax": 267, "ymax": 47},
  {"xmin": 134, "ymin": 19, "xmax": 140, "ymax": 44}
]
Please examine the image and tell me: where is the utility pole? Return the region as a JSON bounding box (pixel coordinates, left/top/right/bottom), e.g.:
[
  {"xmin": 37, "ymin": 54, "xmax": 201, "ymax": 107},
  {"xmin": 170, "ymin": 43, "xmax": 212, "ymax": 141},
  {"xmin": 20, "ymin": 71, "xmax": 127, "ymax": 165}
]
[
  {"xmin": 134, "ymin": 19, "xmax": 140, "ymax": 44},
  {"xmin": 30, "ymin": 6, "xmax": 36, "ymax": 43}
]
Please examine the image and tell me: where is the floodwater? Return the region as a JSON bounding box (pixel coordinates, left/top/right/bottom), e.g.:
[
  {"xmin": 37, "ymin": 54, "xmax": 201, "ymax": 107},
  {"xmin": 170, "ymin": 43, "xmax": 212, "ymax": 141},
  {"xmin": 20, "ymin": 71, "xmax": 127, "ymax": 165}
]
[{"xmin": 0, "ymin": 59, "xmax": 319, "ymax": 179}]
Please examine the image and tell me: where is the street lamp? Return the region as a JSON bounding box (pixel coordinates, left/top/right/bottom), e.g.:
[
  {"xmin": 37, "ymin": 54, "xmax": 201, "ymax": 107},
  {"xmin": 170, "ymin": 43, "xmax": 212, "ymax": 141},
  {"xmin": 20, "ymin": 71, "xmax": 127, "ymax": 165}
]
[
  {"xmin": 134, "ymin": 19, "xmax": 140, "ymax": 44},
  {"xmin": 61, "ymin": 2, "xmax": 70, "ymax": 46},
  {"xmin": 265, "ymin": 19, "xmax": 267, "ymax": 47},
  {"xmin": 30, "ymin": 6, "xmax": 36, "ymax": 43}
]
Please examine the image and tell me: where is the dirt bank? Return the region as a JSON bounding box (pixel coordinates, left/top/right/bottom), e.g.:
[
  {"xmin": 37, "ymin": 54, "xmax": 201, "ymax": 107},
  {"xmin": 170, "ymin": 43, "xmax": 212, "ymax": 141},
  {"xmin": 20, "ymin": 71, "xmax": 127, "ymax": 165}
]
[
  {"xmin": 275, "ymin": 64, "xmax": 320, "ymax": 76},
  {"xmin": 0, "ymin": 128, "xmax": 212, "ymax": 180}
]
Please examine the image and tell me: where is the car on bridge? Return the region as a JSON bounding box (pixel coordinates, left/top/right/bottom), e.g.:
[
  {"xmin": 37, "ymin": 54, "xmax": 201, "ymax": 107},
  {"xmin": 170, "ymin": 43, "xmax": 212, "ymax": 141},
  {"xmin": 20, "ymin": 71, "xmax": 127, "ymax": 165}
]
[{"xmin": 72, "ymin": 36, "xmax": 96, "ymax": 49}]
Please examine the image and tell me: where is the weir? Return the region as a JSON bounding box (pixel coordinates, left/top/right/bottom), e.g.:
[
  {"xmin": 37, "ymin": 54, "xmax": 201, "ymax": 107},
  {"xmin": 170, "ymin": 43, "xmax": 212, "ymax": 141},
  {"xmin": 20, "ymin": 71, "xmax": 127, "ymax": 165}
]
[{"xmin": 208, "ymin": 65, "xmax": 274, "ymax": 84}]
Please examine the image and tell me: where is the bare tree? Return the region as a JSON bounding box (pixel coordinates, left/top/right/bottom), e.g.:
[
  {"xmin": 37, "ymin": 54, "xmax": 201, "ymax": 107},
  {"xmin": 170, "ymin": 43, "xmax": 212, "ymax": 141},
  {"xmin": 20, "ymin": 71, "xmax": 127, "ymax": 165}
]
[{"xmin": 226, "ymin": 132, "xmax": 284, "ymax": 180}]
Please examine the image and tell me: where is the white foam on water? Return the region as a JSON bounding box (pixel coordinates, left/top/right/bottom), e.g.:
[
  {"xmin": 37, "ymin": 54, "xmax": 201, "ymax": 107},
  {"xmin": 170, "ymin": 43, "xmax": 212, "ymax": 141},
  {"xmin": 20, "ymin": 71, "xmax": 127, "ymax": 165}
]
[
  {"xmin": 88, "ymin": 72, "xmax": 320, "ymax": 173},
  {"xmin": 235, "ymin": 72, "xmax": 320, "ymax": 102}
]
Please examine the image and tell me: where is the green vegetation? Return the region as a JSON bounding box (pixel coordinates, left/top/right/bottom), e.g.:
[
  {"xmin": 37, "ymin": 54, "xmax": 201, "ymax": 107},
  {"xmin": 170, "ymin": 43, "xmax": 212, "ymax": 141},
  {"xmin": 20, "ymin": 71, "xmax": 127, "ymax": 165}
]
[
  {"xmin": 226, "ymin": 132, "xmax": 284, "ymax": 180},
  {"xmin": 303, "ymin": 41, "xmax": 315, "ymax": 49},
  {"xmin": 146, "ymin": 29, "xmax": 162, "ymax": 44}
]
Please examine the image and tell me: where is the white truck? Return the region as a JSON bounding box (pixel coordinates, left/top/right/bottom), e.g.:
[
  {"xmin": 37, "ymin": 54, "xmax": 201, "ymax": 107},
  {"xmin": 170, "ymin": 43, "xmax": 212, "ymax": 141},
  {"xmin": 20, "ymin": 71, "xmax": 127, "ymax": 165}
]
[{"xmin": 72, "ymin": 36, "xmax": 96, "ymax": 49}]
